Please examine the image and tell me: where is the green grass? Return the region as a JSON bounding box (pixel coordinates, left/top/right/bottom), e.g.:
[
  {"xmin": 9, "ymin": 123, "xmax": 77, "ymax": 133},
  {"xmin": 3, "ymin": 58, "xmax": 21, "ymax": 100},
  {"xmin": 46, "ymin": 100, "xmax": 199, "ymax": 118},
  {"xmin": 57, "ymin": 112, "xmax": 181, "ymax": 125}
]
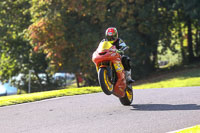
[
  {"xmin": 0, "ymin": 87, "xmax": 101, "ymax": 107},
  {"xmin": 0, "ymin": 64, "xmax": 200, "ymax": 107},
  {"xmin": 134, "ymin": 66, "xmax": 200, "ymax": 89},
  {"xmin": 134, "ymin": 77, "xmax": 200, "ymax": 89},
  {"xmin": 174, "ymin": 125, "xmax": 200, "ymax": 133}
]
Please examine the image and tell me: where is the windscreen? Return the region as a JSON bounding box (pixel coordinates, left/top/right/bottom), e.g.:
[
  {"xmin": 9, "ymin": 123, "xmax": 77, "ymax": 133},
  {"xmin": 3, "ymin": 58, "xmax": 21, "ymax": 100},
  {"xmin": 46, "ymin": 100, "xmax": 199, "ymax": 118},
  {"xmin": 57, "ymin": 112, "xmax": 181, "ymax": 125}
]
[{"xmin": 97, "ymin": 41, "xmax": 113, "ymax": 52}]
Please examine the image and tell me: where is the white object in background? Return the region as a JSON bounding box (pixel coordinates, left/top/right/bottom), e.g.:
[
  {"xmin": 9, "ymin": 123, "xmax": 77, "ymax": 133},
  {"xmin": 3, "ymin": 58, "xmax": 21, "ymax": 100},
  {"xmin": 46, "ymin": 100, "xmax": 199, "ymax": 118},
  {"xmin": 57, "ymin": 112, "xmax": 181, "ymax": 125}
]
[{"xmin": 0, "ymin": 84, "xmax": 7, "ymax": 96}]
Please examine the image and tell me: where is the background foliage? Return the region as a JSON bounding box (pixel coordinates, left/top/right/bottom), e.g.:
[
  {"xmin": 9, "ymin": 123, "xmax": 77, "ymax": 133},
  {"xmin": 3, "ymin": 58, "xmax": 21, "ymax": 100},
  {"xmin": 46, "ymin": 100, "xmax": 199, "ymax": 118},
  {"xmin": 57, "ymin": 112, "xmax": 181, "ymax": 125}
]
[{"xmin": 0, "ymin": 0, "xmax": 200, "ymax": 92}]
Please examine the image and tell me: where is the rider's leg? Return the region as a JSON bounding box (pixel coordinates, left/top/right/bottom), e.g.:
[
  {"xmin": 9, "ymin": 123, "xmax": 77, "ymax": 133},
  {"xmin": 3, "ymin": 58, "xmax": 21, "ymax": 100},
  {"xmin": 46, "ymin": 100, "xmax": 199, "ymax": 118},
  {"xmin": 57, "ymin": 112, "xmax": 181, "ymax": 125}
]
[{"xmin": 121, "ymin": 55, "xmax": 135, "ymax": 84}]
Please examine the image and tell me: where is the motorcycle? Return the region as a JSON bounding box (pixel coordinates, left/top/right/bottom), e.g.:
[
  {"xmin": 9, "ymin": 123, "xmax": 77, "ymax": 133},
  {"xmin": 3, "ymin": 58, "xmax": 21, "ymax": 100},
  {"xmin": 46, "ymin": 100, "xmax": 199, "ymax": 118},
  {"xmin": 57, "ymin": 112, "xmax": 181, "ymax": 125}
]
[{"xmin": 92, "ymin": 41, "xmax": 133, "ymax": 105}]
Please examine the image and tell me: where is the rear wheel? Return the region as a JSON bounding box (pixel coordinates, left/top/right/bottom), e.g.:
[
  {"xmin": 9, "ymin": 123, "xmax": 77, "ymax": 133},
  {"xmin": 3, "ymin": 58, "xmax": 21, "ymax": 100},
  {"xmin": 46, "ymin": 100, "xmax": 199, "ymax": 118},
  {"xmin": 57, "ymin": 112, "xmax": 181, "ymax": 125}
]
[
  {"xmin": 119, "ymin": 86, "xmax": 133, "ymax": 105},
  {"xmin": 98, "ymin": 67, "xmax": 114, "ymax": 95}
]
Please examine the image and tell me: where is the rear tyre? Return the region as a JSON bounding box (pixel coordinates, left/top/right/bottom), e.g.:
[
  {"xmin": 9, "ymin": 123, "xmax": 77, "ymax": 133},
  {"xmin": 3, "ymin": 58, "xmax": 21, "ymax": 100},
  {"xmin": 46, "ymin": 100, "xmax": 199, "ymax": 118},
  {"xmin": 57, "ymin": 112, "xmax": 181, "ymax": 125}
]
[
  {"xmin": 119, "ymin": 86, "xmax": 133, "ymax": 106},
  {"xmin": 98, "ymin": 68, "xmax": 114, "ymax": 95}
]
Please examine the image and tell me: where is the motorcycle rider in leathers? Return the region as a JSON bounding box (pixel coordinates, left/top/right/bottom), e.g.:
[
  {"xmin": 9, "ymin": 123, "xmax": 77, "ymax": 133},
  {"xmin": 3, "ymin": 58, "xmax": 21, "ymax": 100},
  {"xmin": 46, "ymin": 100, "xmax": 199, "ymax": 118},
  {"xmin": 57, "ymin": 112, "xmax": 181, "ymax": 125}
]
[{"xmin": 100, "ymin": 27, "xmax": 135, "ymax": 84}]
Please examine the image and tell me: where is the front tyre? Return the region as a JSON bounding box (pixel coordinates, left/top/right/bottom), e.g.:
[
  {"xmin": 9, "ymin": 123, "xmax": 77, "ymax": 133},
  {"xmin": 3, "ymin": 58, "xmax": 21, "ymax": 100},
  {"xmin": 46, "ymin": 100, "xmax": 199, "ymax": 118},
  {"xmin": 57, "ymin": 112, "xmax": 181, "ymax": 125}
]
[
  {"xmin": 119, "ymin": 86, "xmax": 133, "ymax": 106},
  {"xmin": 98, "ymin": 67, "xmax": 114, "ymax": 95}
]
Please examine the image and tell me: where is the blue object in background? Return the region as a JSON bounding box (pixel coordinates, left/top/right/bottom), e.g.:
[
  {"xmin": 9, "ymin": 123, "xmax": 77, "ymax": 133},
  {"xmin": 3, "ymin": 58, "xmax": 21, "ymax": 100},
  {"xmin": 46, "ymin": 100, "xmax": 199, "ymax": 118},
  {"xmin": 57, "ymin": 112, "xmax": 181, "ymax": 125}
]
[{"xmin": 0, "ymin": 82, "xmax": 18, "ymax": 96}]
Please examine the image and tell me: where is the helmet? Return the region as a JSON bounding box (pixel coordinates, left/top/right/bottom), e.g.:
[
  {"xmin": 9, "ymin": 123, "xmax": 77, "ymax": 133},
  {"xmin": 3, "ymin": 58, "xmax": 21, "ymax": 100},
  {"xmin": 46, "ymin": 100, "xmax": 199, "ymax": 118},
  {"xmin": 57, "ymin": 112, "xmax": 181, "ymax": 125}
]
[{"xmin": 105, "ymin": 27, "xmax": 118, "ymax": 43}]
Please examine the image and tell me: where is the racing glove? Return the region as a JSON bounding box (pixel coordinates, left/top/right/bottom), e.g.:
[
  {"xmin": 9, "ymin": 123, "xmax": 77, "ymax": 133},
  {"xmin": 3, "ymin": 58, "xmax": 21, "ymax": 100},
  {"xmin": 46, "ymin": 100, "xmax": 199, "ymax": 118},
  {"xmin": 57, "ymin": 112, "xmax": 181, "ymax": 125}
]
[{"xmin": 116, "ymin": 50, "xmax": 124, "ymax": 55}]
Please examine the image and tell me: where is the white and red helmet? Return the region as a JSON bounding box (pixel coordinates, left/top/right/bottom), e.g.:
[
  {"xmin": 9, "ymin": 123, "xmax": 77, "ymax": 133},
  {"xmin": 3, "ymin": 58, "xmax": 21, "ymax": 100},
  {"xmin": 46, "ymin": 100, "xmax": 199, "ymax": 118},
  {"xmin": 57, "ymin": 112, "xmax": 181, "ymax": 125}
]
[{"xmin": 105, "ymin": 27, "xmax": 118, "ymax": 43}]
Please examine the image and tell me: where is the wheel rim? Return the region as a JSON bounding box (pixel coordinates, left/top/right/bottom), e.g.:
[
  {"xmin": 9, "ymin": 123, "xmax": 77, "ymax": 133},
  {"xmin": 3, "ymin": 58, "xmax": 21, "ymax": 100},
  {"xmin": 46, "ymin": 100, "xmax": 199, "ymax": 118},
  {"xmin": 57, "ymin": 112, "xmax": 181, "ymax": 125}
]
[
  {"xmin": 126, "ymin": 89, "xmax": 133, "ymax": 101},
  {"xmin": 104, "ymin": 70, "xmax": 113, "ymax": 92}
]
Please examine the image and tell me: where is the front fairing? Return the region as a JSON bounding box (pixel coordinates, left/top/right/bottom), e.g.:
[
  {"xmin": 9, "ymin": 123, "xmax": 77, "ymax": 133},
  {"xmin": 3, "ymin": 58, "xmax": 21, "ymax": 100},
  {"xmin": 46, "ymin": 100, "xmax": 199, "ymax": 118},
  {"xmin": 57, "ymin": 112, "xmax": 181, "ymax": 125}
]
[{"xmin": 92, "ymin": 41, "xmax": 121, "ymax": 64}]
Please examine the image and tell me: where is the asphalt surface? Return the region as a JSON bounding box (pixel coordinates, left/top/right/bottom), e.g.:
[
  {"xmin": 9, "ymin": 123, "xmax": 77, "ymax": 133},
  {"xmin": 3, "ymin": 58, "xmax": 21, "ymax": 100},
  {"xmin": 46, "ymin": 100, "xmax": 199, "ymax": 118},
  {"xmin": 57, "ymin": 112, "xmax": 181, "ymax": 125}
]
[{"xmin": 0, "ymin": 86, "xmax": 200, "ymax": 133}]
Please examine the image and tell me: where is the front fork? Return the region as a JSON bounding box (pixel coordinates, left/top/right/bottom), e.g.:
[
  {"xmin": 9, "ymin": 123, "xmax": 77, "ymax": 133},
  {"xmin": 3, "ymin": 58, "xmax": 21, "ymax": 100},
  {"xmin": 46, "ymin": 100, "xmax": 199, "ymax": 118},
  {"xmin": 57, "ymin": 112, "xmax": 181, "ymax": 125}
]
[
  {"xmin": 96, "ymin": 62, "xmax": 115, "ymax": 84},
  {"xmin": 96, "ymin": 61, "xmax": 127, "ymax": 98},
  {"xmin": 96, "ymin": 61, "xmax": 113, "ymax": 73}
]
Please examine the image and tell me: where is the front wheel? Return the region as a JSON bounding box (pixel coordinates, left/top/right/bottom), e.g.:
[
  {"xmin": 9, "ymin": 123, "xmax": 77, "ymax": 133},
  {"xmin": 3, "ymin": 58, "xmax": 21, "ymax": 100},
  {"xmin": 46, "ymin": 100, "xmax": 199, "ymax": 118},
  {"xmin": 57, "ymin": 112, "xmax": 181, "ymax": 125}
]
[
  {"xmin": 119, "ymin": 86, "xmax": 133, "ymax": 106},
  {"xmin": 98, "ymin": 67, "xmax": 114, "ymax": 95}
]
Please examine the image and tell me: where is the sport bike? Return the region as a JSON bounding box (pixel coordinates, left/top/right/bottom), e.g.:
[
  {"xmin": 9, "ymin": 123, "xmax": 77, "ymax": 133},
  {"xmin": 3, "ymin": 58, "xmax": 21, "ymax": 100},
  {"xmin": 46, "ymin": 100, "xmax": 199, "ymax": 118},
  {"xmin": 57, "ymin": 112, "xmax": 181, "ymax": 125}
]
[{"xmin": 92, "ymin": 41, "xmax": 133, "ymax": 105}]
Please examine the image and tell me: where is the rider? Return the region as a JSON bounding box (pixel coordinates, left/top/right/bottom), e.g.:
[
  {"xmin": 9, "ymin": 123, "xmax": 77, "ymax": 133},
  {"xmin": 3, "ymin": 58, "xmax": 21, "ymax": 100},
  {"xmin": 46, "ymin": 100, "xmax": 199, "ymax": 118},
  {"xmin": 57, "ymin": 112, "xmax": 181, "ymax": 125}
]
[{"xmin": 101, "ymin": 27, "xmax": 135, "ymax": 84}]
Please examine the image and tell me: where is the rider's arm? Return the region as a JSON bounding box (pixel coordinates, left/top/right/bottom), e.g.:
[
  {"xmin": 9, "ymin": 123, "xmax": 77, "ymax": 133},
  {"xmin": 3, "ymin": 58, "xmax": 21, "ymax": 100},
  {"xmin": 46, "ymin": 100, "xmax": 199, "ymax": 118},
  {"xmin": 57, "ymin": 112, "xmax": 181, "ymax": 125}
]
[{"xmin": 117, "ymin": 39, "xmax": 129, "ymax": 53}]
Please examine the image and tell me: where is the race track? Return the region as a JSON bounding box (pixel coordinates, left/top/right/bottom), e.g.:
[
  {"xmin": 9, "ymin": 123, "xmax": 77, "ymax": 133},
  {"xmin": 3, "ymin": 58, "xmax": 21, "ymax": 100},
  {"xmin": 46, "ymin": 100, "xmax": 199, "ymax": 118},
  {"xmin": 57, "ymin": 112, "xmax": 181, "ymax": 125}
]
[{"xmin": 0, "ymin": 86, "xmax": 200, "ymax": 133}]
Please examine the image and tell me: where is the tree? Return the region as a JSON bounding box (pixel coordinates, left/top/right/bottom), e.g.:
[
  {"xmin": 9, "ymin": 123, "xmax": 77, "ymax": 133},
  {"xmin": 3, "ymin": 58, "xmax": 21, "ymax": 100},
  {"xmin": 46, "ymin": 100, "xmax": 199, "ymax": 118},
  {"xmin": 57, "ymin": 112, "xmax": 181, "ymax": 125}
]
[
  {"xmin": 0, "ymin": 0, "xmax": 31, "ymax": 83},
  {"xmin": 27, "ymin": 0, "xmax": 180, "ymax": 82},
  {"xmin": 0, "ymin": 0, "xmax": 57, "ymax": 92},
  {"xmin": 170, "ymin": 0, "xmax": 200, "ymax": 62},
  {"xmin": 28, "ymin": 0, "xmax": 104, "ymax": 85}
]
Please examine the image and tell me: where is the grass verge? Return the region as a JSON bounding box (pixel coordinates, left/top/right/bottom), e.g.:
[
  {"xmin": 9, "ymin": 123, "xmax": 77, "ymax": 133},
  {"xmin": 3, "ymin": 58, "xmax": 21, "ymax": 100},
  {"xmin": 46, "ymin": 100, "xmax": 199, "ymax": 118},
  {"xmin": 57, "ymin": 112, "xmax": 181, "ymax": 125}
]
[
  {"xmin": 171, "ymin": 125, "xmax": 200, "ymax": 133},
  {"xmin": 134, "ymin": 77, "xmax": 200, "ymax": 89},
  {"xmin": 0, "ymin": 87, "xmax": 101, "ymax": 107},
  {"xmin": 134, "ymin": 64, "xmax": 200, "ymax": 89},
  {"xmin": 0, "ymin": 64, "xmax": 200, "ymax": 107}
]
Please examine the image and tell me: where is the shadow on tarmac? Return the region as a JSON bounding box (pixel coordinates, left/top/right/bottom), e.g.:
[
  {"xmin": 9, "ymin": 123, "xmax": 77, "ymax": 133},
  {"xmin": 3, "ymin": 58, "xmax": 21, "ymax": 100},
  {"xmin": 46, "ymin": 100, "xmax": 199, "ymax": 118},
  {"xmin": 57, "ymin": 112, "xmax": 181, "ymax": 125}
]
[{"xmin": 131, "ymin": 104, "xmax": 200, "ymax": 111}]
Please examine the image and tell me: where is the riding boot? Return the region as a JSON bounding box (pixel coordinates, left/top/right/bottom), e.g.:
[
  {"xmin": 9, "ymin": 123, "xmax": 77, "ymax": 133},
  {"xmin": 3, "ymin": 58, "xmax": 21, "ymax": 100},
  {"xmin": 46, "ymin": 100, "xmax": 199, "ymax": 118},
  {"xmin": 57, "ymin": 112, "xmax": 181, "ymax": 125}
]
[{"xmin": 125, "ymin": 69, "xmax": 135, "ymax": 84}]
